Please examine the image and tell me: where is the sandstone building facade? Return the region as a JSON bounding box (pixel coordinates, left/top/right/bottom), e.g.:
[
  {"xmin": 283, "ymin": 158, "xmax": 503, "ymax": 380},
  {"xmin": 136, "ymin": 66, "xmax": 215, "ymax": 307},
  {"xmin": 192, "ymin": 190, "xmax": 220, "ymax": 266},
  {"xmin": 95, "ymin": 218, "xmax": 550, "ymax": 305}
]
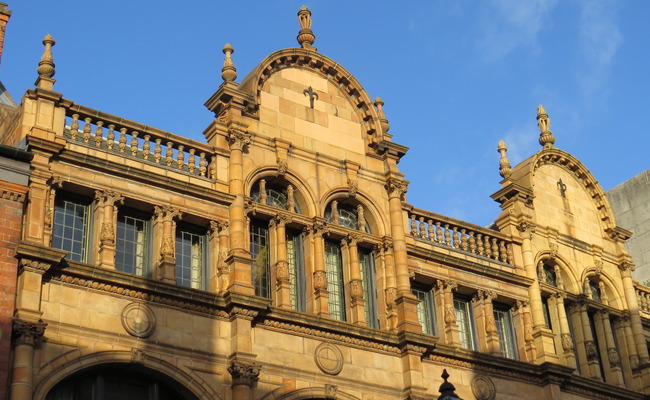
[{"xmin": 3, "ymin": 7, "xmax": 650, "ymax": 400}]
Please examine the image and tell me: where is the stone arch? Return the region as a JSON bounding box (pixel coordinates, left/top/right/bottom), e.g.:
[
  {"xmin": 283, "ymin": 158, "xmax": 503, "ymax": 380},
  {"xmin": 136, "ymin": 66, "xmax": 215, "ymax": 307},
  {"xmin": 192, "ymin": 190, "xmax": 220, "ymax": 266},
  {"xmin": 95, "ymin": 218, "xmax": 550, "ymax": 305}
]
[
  {"xmin": 238, "ymin": 48, "xmax": 387, "ymax": 145},
  {"xmin": 246, "ymin": 166, "xmax": 318, "ymax": 217},
  {"xmin": 320, "ymin": 187, "xmax": 387, "ymax": 236},
  {"xmin": 33, "ymin": 350, "xmax": 220, "ymax": 400},
  {"xmin": 579, "ymin": 267, "xmax": 625, "ymax": 309},
  {"xmin": 535, "ymin": 251, "xmax": 580, "ymax": 294},
  {"xmin": 260, "ymin": 386, "xmax": 361, "ymax": 400}
]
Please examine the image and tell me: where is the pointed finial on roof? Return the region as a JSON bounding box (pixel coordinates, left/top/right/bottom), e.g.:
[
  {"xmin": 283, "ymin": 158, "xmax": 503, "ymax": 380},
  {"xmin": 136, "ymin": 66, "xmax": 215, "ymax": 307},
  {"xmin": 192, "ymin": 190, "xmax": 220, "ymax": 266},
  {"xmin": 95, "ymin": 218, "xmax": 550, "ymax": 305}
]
[
  {"xmin": 438, "ymin": 369, "xmax": 462, "ymax": 400},
  {"xmin": 221, "ymin": 43, "xmax": 237, "ymax": 83},
  {"xmin": 297, "ymin": 6, "xmax": 317, "ymax": 51},
  {"xmin": 537, "ymin": 104, "xmax": 555, "ymax": 149},
  {"xmin": 36, "ymin": 34, "xmax": 56, "ymax": 89},
  {"xmin": 374, "ymin": 97, "xmax": 390, "ymax": 134},
  {"xmin": 498, "ymin": 140, "xmax": 512, "ymax": 179}
]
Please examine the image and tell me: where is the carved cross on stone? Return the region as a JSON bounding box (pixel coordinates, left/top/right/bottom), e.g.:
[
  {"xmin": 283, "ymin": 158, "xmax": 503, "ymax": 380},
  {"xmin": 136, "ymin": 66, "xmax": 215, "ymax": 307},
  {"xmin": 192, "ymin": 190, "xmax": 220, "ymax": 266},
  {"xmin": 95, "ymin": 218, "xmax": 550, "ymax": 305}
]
[
  {"xmin": 557, "ymin": 178, "xmax": 567, "ymax": 198},
  {"xmin": 303, "ymin": 86, "xmax": 319, "ymax": 109}
]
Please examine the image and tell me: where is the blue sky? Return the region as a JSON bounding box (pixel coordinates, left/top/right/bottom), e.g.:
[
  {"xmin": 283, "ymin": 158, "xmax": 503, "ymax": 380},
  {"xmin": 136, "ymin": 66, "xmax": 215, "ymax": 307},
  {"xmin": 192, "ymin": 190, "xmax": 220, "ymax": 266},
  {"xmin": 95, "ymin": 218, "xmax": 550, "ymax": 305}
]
[{"xmin": 2, "ymin": 1, "xmax": 648, "ymax": 227}]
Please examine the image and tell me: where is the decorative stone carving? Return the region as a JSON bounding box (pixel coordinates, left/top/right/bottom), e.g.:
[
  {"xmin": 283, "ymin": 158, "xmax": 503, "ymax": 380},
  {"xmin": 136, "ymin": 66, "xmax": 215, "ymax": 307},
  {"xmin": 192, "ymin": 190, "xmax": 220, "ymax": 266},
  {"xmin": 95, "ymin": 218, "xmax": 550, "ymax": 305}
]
[
  {"xmin": 350, "ymin": 279, "xmax": 363, "ymax": 300},
  {"xmin": 221, "ymin": 43, "xmax": 237, "ymax": 82},
  {"xmin": 313, "ymin": 270, "xmax": 327, "ymax": 290},
  {"xmin": 347, "ymin": 178, "xmax": 358, "ymax": 198},
  {"xmin": 121, "ymin": 302, "xmax": 156, "ymax": 338},
  {"xmin": 537, "ymin": 104, "xmax": 555, "ymax": 148},
  {"xmin": 276, "ymin": 261, "xmax": 289, "ymax": 282},
  {"xmin": 276, "ymin": 157, "xmax": 288, "ymax": 176},
  {"xmin": 296, "ymin": 6, "xmax": 316, "ymax": 50},
  {"xmin": 444, "ymin": 305, "xmax": 456, "ymax": 324},
  {"xmin": 584, "ymin": 340, "xmax": 598, "ymax": 361},
  {"xmin": 497, "ymin": 140, "xmax": 512, "ymax": 179},
  {"xmin": 385, "ymin": 178, "xmax": 408, "ymax": 200},
  {"xmin": 607, "ymin": 348, "xmax": 621, "ymax": 368},
  {"xmin": 227, "ymin": 129, "xmax": 251, "ymax": 151},
  {"xmin": 314, "ymin": 342, "xmax": 344, "ymax": 375},
  {"xmin": 13, "ymin": 319, "xmax": 47, "ymax": 347},
  {"xmin": 37, "ymin": 34, "xmax": 55, "ymax": 79},
  {"xmin": 471, "ymin": 375, "xmax": 496, "ymax": 400},
  {"xmin": 356, "ymin": 204, "xmax": 366, "ymax": 231},
  {"xmin": 228, "ymin": 359, "xmax": 261, "ymax": 387},
  {"xmin": 131, "ymin": 348, "xmax": 146, "ymax": 364},
  {"xmin": 385, "ymin": 287, "xmax": 397, "ymax": 306},
  {"xmin": 561, "ymin": 333, "xmax": 574, "ymax": 351},
  {"xmin": 324, "ymin": 384, "xmax": 338, "ymax": 400}
]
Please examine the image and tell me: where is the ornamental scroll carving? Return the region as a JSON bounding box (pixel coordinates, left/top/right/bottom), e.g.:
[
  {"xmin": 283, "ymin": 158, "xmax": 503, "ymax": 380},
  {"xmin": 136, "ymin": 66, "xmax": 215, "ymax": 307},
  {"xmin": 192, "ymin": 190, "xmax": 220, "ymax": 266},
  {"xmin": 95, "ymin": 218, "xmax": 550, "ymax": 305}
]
[
  {"xmin": 584, "ymin": 341, "xmax": 598, "ymax": 361},
  {"xmin": 13, "ymin": 319, "xmax": 47, "ymax": 346},
  {"xmin": 385, "ymin": 178, "xmax": 408, "ymax": 200},
  {"xmin": 228, "ymin": 359, "xmax": 261, "ymax": 387}
]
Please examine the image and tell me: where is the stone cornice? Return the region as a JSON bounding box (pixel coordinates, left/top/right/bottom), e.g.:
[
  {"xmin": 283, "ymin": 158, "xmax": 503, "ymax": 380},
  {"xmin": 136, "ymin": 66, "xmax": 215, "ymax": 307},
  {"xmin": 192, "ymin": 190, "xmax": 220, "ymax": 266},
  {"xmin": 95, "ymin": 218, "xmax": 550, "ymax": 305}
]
[{"xmin": 407, "ymin": 243, "xmax": 532, "ymax": 288}]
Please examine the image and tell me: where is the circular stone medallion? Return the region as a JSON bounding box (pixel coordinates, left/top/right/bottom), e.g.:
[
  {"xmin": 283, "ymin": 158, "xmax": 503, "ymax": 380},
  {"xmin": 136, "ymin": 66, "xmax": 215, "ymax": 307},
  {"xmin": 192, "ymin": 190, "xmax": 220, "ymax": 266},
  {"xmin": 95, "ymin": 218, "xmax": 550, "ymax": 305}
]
[
  {"xmin": 471, "ymin": 375, "xmax": 496, "ymax": 400},
  {"xmin": 121, "ymin": 302, "xmax": 156, "ymax": 338},
  {"xmin": 314, "ymin": 342, "xmax": 343, "ymax": 375}
]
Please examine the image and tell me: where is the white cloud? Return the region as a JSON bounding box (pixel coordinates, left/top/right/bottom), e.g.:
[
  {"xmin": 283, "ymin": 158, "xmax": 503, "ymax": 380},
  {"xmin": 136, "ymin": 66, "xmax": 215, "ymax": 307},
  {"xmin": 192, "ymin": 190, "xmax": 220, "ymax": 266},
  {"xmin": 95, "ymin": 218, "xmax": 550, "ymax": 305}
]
[
  {"xmin": 577, "ymin": 0, "xmax": 623, "ymax": 99},
  {"xmin": 476, "ymin": 0, "xmax": 558, "ymax": 63}
]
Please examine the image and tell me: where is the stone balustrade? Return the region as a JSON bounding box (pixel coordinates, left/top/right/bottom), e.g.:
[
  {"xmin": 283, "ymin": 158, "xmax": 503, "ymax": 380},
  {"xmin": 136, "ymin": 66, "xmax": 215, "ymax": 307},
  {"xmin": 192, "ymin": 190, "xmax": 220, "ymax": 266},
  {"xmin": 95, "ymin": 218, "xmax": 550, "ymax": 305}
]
[
  {"xmin": 636, "ymin": 285, "xmax": 650, "ymax": 315},
  {"xmin": 62, "ymin": 103, "xmax": 215, "ymax": 179},
  {"xmin": 408, "ymin": 208, "xmax": 514, "ymax": 265}
]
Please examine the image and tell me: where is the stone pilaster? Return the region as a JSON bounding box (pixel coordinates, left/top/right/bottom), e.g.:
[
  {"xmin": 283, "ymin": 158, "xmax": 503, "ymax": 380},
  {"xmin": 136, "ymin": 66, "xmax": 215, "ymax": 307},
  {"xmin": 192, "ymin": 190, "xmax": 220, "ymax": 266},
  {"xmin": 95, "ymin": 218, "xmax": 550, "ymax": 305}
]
[
  {"xmin": 94, "ymin": 190, "xmax": 123, "ymax": 269},
  {"xmin": 473, "ymin": 289, "xmax": 500, "ymax": 355},
  {"xmin": 272, "ymin": 214, "xmax": 292, "ymax": 308},
  {"xmin": 513, "ymin": 299, "xmax": 536, "ymax": 363},
  {"xmin": 551, "ymin": 292, "xmax": 577, "ymax": 369},
  {"xmin": 435, "ymin": 279, "xmax": 459, "ymax": 347},
  {"xmin": 381, "ymin": 238, "xmax": 398, "ymax": 331},
  {"xmin": 595, "ymin": 309, "xmax": 624, "ymax": 386},
  {"xmin": 346, "ymin": 234, "xmax": 366, "ymax": 326},
  {"xmin": 153, "ymin": 206, "xmax": 182, "ymax": 283},
  {"xmin": 310, "ymin": 218, "xmax": 330, "ymax": 317}
]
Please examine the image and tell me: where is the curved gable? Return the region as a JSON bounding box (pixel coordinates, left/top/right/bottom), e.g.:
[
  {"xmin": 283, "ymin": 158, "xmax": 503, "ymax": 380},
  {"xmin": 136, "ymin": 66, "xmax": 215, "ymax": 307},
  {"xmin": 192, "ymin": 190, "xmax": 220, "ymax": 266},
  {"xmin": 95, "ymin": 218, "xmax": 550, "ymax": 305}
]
[{"xmin": 239, "ymin": 49, "xmax": 386, "ymax": 155}]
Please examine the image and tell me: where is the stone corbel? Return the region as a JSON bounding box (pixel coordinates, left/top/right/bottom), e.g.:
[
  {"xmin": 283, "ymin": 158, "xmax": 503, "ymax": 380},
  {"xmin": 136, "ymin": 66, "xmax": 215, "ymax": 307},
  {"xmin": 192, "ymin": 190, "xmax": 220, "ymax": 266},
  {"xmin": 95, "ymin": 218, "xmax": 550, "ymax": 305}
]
[
  {"xmin": 344, "ymin": 160, "xmax": 361, "ymax": 198},
  {"xmin": 274, "ymin": 138, "xmax": 291, "ymax": 176}
]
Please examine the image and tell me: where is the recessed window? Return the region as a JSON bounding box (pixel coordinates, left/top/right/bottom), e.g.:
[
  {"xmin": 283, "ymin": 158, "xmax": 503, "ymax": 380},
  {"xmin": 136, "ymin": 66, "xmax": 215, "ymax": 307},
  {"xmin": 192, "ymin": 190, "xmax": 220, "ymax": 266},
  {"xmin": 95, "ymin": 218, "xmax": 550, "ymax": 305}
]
[
  {"xmin": 175, "ymin": 225, "xmax": 207, "ymax": 290},
  {"xmin": 116, "ymin": 210, "xmax": 151, "ymax": 276},
  {"xmin": 287, "ymin": 228, "xmax": 306, "ymax": 312},
  {"xmin": 494, "ymin": 303, "xmax": 518, "ymax": 360},
  {"xmin": 325, "ymin": 239, "xmax": 346, "ymax": 321},
  {"xmin": 251, "ymin": 179, "xmax": 300, "ymax": 213},
  {"xmin": 454, "ymin": 296, "xmax": 476, "ymax": 351},
  {"xmin": 52, "ymin": 195, "xmax": 91, "ymax": 262},
  {"xmin": 359, "ymin": 247, "xmax": 378, "ymax": 329},
  {"xmin": 250, "ymin": 220, "xmax": 270, "ymax": 298},
  {"xmin": 412, "ymin": 285, "xmax": 436, "ymax": 335},
  {"xmin": 325, "ymin": 201, "xmax": 370, "ymax": 233}
]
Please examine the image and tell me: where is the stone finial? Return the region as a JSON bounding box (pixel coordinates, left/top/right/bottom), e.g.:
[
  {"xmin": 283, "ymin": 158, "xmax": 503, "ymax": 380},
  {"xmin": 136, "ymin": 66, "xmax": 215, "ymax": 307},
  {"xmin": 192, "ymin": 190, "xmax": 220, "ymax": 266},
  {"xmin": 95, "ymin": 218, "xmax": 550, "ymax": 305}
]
[
  {"xmin": 221, "ymin": 43, "xmax": 237, "ymax": 83},
  {"xmin": 375, "ymin": 97, "xmax": 390, "ymax": 134},
  {"xmin": 438, "ymin": 369, "xmax": 462, "ymax": 400},
  {"xmin": 36, "ymin": 34, "xmax": 56, "ymax": 89},
  {"xmin": 537, "ymin": 104, "xmax": 555, "ymax": 148},
  {"xmin": 497, "ymin": 140, "xmax": 512, "ymax": 179},
  {"xmin": 297, "ymin": 6, "xmax": 316, "ymax": 50}
]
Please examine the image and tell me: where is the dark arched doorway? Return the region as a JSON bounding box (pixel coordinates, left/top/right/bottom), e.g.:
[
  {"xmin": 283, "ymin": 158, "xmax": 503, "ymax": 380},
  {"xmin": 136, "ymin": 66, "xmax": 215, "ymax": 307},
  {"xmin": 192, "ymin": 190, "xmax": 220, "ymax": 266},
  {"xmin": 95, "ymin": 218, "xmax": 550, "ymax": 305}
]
[{"xmin": 45, "ymin": 364, "xmax": 199, "ymax": 400}]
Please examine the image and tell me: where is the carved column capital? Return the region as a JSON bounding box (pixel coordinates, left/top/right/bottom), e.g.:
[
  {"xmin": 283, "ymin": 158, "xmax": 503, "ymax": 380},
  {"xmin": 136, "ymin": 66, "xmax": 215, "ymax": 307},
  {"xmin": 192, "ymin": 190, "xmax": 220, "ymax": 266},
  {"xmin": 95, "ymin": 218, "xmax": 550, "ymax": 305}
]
[
  {"xmin": 227, "ymin": 129, "xmax": 251, "ymax": 151},
  {"xmin": 94, "ymin": 189, "xmax": 124, "ymax": 207},
  {"xmin": 385, "ymin": 178, "xmax": 408, "ymax": 200},
  {"xmin": 515, "ymin": 299, "xmax": 530, "ymax": 311},
  {"xmin": 516, "ymin": 221, "xmax": 535, "ymax": 238},
  {"xmin": 13, "ymin": 319, "xmax": 47, "ymax": 347},
  {"xmin": 272, "ymin": 213, "xmax": 290, "ymax": 228},
  {"xmin": 476, "ymin": 289, "xmax": 497, "ymax": 302},
  {"xmin": 435, "ymin": 279, "xmax": 457, "ymax": 293},
  {"xmin": 311, "ymin": 217, "xmax": 328, "ymax": 237},
  {"xmin": 228, "ymin": 359, "xmax": 261, "ymax": 387},
  {"xmin": 154, "ymin": 205, "xmax": 182, "ymax": 222}
]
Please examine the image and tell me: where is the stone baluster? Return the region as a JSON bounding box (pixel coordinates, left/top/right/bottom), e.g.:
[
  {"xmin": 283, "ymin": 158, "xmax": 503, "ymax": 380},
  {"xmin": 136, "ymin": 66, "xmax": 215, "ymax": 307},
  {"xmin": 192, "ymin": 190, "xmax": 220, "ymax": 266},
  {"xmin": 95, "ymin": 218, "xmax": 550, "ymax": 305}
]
[
  {"xmin": 436, "ymin": 221, "xmax": 443, "ymax": 244},
  {"xmin": 176, "ymin": 145, "xmax": 185, "ymax": 169},
  {"xmin": 199, "ymin": 152, "xmax": 207, "ymax": 176},
  {"xmin": 93, "ymin": 121, "xmax": 104, "ymax": 147},
  {"xmin": 409, "ymin": 215, "xmax": 416, "ymax": 236},
  {"xmin": 427, "ymin": 220, "xmax": 434, "ymax": 241},
  {"xmin": 70, "ymin": 113, "xmax": 79, "ymax": 140},
  {"xmin": 491, "ymin": 238, "xmax": 499, "ymax": 260},
  {"xmin": 452, "ymin": 227, "xmax": 460, "ymax": 249},
  {"xmin": 209, "ymin": 156, "xmax": 217, "ymax": 179},
  {"xmin": 82, "ymin": 118, "xmax": 91, "ymax": 143},
  {"xmin": 154, "ymin": 139, "xmax": 162, "ymax": 163},
  {"xmin": 118, "ymin": 128, "xmax": 127, "ymax": 153},
  {"xmin": 444, "ymin": 224, "xmax": 451, "ymax": 246},
  {"xmin": 477, "ymin": 233, "xmax": 484, "ymax": 256},
  {"xmin": 418, "ymin": 217, "xmax": 426, "ymax": 238},
  {"xmin": 106, "ymin": 124, "xmax": 115, "ymax": 150},
  {"xmin": 484, "ymin": 235, "xmax": 491, "ymax": 258},
  {"xmin": 469, "ymin": 231, "xmax": 476, "ymax": 253},
  {"xmin": 142, "ymin": 135, "xmax": 151, "ymax": 160},
  {"xmin": 165, "ymin": 142, "xmax": 174, "ymax": 166},
  {"xmin": 130, "ymin": 131, "xmax": 139, "ymax": 156},
  {"xmin": 187, "ymin": 149, "xmax": 196, "ymax": 174},
  {"xmin": 499, "ymin": 241, "xmax": 507, "ymax": 262},
  {"xmin": 460, "ymin": 229, "xmax": 468, "ymax": 251}
]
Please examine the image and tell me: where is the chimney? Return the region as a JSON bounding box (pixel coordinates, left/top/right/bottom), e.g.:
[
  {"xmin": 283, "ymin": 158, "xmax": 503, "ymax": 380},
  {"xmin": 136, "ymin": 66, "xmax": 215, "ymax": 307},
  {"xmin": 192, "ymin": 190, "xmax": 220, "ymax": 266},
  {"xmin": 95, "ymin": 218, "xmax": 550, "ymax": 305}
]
[{"xmin": 0, "ymin": 3, "xmax": 11, "ymax": 64}]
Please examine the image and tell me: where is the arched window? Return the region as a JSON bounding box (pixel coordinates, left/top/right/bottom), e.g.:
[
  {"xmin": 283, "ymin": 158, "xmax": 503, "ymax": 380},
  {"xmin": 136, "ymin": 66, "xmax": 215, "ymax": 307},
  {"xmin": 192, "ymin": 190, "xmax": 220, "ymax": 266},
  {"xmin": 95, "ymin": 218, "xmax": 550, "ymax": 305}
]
[
  {"xmin": 324, "ymin": 200, "xmax": 370, "ymax": 233},
  {"xmin": 251, "ymin": 178, "xmax": 300, "ymax": 213},
  {"xmin": 543, "ymin": 263, "xmax": 557, "ymax": 287},
  {"xmin": 46, "ymin": 365, "xmax": 198, "ymax": 400}
]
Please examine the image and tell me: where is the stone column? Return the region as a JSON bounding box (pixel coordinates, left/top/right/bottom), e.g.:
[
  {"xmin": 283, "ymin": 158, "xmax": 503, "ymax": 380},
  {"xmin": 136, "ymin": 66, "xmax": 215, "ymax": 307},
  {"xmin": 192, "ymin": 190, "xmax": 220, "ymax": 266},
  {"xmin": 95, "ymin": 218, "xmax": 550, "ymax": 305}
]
[
  {"xmin": 228, "ymin": 358, "xmax": 261, "ymax": 400},
  {"xmin": 435, "ymin": 280, "xmax": 460, "ymax": 347},
  {"xmin": 311, "ymin": 218, "xmax": 330, "ymax": 318},
  {"xmin": 346, "ymin": 234, "xmax": 366, "ymax": 326},
  {"xmin": 618, "ymin": 262, "xmax": 650, "ymax": 379},
  {"xmin": 386, "ymin": 179, "xmax": 420, "ymax": 332},
  {"xmin": 473, "ymin": 290, "xmax": 500, "ymax": 355},
  {"xmin": 381, "ymin": 238, "xmax": 398, "ymax": 332},
  {"xmin": 153, "ymin": 206, "xmax": 182, "ymax": 283},
  {"xmin": 595, "ymin": 309, "xmax": 624, "ymax": 386},
  {"xmin": 9, "ymin": 320, "xmax": 46, "ymax": 400},
  {"xmin": 513, "ymin": 300, "xmax": 536, "ymax": 363},
  {"xmin": 273, "ymin": 214, "xmax": 292, "ymax": 308},
  {"xmin": 614, "ymin": 315, "xmax": 641, "ymax": 389},
  {"xmin": 576, "ymin": 302, "xmax": 602, "ymax": 380},
  {"xmin": 226, "ymin": 129, "xmax": 255, "ymax": 295},
  {"xmin": 552, "ymin": 292, "xmax": 577, "ymax": 369},
  {"xmin": 94, "ymin": 190, "xmax": 123, "ymax": 269},
  {"xmin": 522, "ymin": 227, "xmax": 557, "ymax": 363}
]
